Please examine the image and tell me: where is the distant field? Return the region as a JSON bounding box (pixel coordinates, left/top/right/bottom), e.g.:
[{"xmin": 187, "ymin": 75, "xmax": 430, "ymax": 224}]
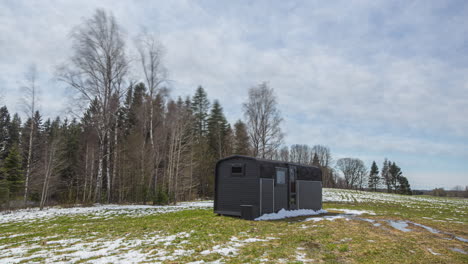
[{"xmin": 0, "ymin": 189, "xmax": 467, "ymax": 263}]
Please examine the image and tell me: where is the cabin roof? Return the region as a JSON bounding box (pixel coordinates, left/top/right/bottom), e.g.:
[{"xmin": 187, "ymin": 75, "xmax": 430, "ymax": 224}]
[{"xmin": 217, "ymin": 155, "xmax": 321, "ymax": 170}]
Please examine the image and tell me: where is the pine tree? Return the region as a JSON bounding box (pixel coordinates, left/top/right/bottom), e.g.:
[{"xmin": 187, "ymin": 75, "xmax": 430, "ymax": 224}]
[
  {"xmin": 60, "ymin": 118, "xmax": 81, "ymax": 202},
  {"xmin": 8, "ymin": 114, "xmax": 21, "ymax": 150},
  {"xmin": 191, "ymin": 86, "xmax": 210, "ymax": 138},
  {"xmin": 389, "ymin": 162, "xmax": 402, "ymax": 193},
  {"xmin": 381, "ymin": 159, "xmax": 391, "ymax": 193},
  {"xmin": 0, "ymin": 106, "xmax": 10, "ymax": 159},
  {"xmin": 1, "ymin": 145, "xmax": 24, "ymax": 198},
  {"xmin": 397, "ymin": 175, "xmax": 412, "ymax": 195},
  {"xmin": 0, "ymin": 176, "xmax": 8, "ymax": 206},
  {"xmin": 368, "ymin": 161, "xmax": 379, "ymax": 191},
  {"xmin": 207, "ymin": 100, "xmax": 229, "ymax": 159},
  {"xmin": 233, "ymin": 120, "xmax": 251, "ymax": 155}
]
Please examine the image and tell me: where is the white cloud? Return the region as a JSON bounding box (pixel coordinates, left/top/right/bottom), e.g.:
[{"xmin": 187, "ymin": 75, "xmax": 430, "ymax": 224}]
[{"xmin": 1, "ymin": 0, "xmax": 467, "ymax": 187}]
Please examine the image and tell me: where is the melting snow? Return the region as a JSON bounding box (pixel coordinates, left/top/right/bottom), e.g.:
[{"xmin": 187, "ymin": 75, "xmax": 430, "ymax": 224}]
[
  {"xmin": 450, "ymin": 248, "xmax": 467, "ymax": 254},
  {"xmin": 326, "ymin": 208, "xmax": 376, "ymax": 215},
  {"xmin": 0, "ymin": 231, "xmax": 196, "ymax": 263},
  {"xmin": 200, "ymin": 236, "xmax": 276, "ymax": 256},
  {"xmin": 255, "ymin": 209, "xmax": 328, "ymax": 221},
  {"xmin": 0, "ymin": 201, "xmax": 213, "ymax": 224},
  {"xmin": 387, "ymin": 220, "xmax": 412, "ymax": 232},
  {"xmin": 427, "ymin": 248, "xmax": 442, "ymax": 255},
  {"xmin": 410, "ymin": 222, "xmax": 440, "ymax": 234}
]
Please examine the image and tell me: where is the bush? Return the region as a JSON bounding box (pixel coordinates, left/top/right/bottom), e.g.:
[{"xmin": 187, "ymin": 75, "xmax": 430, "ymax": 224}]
[{"xmin": 154, "ymin": 186, "xmax": 169, "ymax": 205}]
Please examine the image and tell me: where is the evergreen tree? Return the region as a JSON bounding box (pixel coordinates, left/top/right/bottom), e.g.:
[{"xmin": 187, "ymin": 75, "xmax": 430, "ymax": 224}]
[
  {"xmin": 368, "ymin": 161, "xmax": 379, "ymax": 191},
  {"xmin": 8, "ymin": 114, "xmax": 21, "ymax": 150},
  {"xmin": 0, "ymin": 106, "xmax": 10, "ymax": 159},
  {"xmin": 191, "ymin": 86, "xmax": 210, "ymax": 138},
  {"xmin": 60, "ymin": 118, "xmax": 81, "ymax": 201},
  {"xmin": 233, "ymin": 120, "xmax": 251, "ymax": 155},
  {"xmin": 1, "ymin": 144, "xmax": 24, "ymax": 198},
  {"xmin": 0, "ymin": 175, "xmax": 8, "ymax": 206},
  {"xmin": 398, "ymin": 175, "xmax": 412, "ymax": 195},
  {"xmin": 381, "ymin": 159, "xmax": 391, "ymax": 192},
  {"xmin": 207, "ymin": 100, "xmax": 229, "ymax": 159},
  {"xmin": 0, "ymin": 107, "xmax": 11, "ymax": 204},
  {"xmin": 389, "ymin": 162, "xmax": 402, "ymax": 193}
]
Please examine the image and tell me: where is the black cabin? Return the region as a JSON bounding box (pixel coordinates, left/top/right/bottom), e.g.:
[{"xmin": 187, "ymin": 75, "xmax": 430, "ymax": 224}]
[{"xmin": 214, "ymin": 155, "xmax": 322, "ymax": 220}]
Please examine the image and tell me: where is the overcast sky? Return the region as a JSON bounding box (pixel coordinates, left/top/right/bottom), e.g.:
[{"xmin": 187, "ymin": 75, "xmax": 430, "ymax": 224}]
[{"xmin": 1, "ymin": 0, "xmax": 467, "ymax": 189}]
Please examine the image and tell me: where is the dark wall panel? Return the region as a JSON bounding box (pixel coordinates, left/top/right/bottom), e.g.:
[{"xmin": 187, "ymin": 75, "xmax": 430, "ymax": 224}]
[
  {"xmin": 260, "ymin": 178, "xmax": 274, "ymax": 214},
  {"xmin": 297, "ymin": 180, "xmax": 322, "ymax": 210},
  {"xmin": 215, "ymin": 158, "xmax": 259, "ymax": 214}
]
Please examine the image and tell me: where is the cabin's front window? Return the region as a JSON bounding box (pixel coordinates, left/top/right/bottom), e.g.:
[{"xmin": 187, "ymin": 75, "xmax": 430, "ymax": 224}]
[
  {"xmin": 231, "ymin": 163, "xmax": 244, "ymax": 176},
  {"xmin": 276, "ymin": 168, "xmax": 286, "ymax": 184}
]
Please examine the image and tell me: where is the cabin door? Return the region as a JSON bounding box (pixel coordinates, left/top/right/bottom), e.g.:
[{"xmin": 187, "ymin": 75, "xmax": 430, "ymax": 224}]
[
  {"xmin": 260, "ymin": 178, "xmax": 274, "ymax": 215},
  {"xmin": 274, "ymin": 167, "xmax": 288, "ymax": 211}
]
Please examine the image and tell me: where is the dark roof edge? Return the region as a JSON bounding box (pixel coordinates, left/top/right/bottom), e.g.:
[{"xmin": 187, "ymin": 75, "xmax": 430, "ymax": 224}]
[{"xmin": 217, "ymin": 155, "xmax": 321, "ymax": 170}]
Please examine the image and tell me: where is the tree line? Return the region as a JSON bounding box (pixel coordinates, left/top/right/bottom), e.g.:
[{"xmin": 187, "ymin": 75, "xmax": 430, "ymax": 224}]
[
  {"xmin": 1, "ymin": 9, "xmax": 413, "ymax": 209},
  {"xmin": 272, "ymin": 144, "xmax": 411, "ymax": 194}
]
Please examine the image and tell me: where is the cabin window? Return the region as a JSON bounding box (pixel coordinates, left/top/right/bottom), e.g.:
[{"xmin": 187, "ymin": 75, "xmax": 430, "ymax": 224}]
[
  {"xmin": 231, "ymin": 163, "xmax": 244, "ymax": 176},
  {"xmin": 290, "ymin": 166, "xmax": 297, "ymax": 193},
  {"xmin": 276, "ymin": 168, "xmax": 286, "ymax": 184}
]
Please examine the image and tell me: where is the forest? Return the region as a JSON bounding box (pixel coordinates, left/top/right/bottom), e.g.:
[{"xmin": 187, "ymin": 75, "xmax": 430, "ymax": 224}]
[{"xmin": 0, "ymin": 9, "xmax": 412, "ymax": 210}]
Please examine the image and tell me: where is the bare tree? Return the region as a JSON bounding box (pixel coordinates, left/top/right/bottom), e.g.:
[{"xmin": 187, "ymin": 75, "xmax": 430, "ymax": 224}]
[
  {"xmin": 136, "ymin": 31, "xmax": 167, "ymax": 197},
  {"xmin": 311, "ymin": 145, "xmax": 332, "ymax": 167},
  {"xmin": 243, "ymin": 82, "xmax": 283, "ymax": 159},
  {"xmin": 279, "ymin": 146, "xmax": 289, "ymax": 162},
  {"xmin": 336, "ymin": 158, "xmax": 367, "ymax": 189},
  {"xmin": 40, "ymin": 137, "xmax": 64, "ymax": 210},
  {"xmin": 58, "ymin": 9, "xmax": 128, "ymax": 203},
  {"xmin": 21, "ymin": 64, "xmax": 39, "ymax": 205},
  {"xmin": 311, "ymin": 145, "xmax": 335, "ymax": 187},
  {"xmin": 289, "ymin": 144, "xmax": 310, "ymax": 164}
]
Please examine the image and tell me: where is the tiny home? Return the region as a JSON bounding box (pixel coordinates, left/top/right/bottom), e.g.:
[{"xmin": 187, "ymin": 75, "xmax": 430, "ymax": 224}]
[{"xmin": 214, "ymin": 155, "xmax": 322, "ymax": 220}]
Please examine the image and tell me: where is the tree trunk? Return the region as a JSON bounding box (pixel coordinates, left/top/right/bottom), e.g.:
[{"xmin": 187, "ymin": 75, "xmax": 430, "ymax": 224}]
[
  {"xmin": 23, "ymin": 118, "xmax": 34, "ymax": 206},
  {"xmin": 106, "ymin": 129, "xmax": 111, "ymax": 203},
  {"xmin": 82, "ymin": 143, "xmax": 89, "ymax": 203},
  {"xmin": 95, "ymin": 136, "xmax": 104, "ymax": 203},
  {"xmin": 112, "ymin": 122, "xmax": 118, "ymax": 202}
]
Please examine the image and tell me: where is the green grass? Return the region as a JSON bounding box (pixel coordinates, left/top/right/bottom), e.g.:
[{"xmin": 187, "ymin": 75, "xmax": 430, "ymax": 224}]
[{"xmin": 0, "ymin": 191, "xmax": 467, "ymax": 263}]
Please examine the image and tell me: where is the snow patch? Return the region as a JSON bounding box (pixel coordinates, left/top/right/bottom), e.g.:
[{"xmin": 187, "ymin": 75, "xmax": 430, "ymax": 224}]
[
  {"xmin": 450, "ymin": 248, "xmax": 467, "ymax": 254},
  {"xmin": 327, "ymin": 208, "xmax": 376, "ymax": 215},
  {"xmin": 201, "ymin": 236, "xmax": 276, "ymax": 257},
  {"xmin": 427, "ymin": 248, "xmax": 442, "ymax": 255},
  {"xmin": 387, "ymin": 220, "xmax": 411, "ymax": 232},
  {"xmin": 0, "ymin": 201, "xmax": 213, "ymax": 224},
  {"xmin": 255, "ymin": 209, "xmax": 327, "ymax": 221}
]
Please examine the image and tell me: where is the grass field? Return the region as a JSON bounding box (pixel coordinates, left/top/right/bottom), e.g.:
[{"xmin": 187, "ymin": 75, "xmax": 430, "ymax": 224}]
[{"xmin": 0, "ymin": 189, "xmax": 467, "ymax": 263}]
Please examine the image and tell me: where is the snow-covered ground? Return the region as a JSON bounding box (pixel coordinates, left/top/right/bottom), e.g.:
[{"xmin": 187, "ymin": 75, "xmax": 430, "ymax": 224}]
[
  {"xmin": 0, "ymin": 201, "xmax": 213, "ymax": 224},
  {"xmin": 1, "ymin": 189, "xmax": 466, "ymax": 263},
  {"xmin": 0, "ymin": 231, "xmax": 196, "ymax": 263},
  {"xmin": 255, "ymin": 208, "xmax": 328, "ymax": 221},
  {"xmin": 2, "ymin": 188, "xmax": 466, "ymax": 224},
  {"xmin": 323, "ymin": 188, "xmax": 468, "ymax": 209}
]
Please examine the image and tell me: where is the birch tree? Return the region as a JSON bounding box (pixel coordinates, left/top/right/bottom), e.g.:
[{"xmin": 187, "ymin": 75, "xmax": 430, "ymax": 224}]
[
  {"xmin": 21, "ymin": 64, "xmax": 39, "ymax": 205},
  {"xmin": 243, "ymin": 82, "xmax": 283, "ymax": 159},
  {"xmin": 136, "ymin": 31, "xmax": 167, "ymax": 198},
  {"xmin": 58, "ymin": 9, "xmax": 128, "ymax": 203}
]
